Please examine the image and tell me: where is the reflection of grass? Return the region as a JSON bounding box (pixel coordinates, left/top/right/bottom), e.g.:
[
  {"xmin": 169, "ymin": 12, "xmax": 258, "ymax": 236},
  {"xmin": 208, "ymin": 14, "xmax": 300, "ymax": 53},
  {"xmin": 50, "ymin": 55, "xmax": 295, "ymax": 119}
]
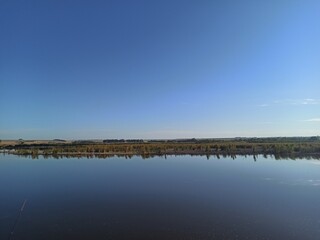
[{"xmin": 1, "ymin": 137, "xmax": 320, "ymax": 159}]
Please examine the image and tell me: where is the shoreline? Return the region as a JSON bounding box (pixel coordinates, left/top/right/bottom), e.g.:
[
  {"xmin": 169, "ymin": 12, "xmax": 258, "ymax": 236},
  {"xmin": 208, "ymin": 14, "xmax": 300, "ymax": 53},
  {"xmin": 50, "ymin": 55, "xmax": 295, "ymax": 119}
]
[{"xmin": 1, "ymin": 137, "xmax": 319, "ymax": 159}]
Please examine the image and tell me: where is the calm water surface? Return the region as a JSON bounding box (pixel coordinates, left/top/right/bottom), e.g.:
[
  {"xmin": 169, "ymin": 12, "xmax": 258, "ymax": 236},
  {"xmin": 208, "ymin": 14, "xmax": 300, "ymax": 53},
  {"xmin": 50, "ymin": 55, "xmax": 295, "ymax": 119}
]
[{"xmin": 1, "ymin": 155, "xmax": 320, "ymax": 239}]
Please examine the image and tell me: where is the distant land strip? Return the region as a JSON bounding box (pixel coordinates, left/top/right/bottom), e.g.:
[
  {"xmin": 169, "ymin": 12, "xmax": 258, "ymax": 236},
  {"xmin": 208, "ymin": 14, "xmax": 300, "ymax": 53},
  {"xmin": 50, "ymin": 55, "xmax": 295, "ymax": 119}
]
[{"xmin": 1, "ymin": 137, "xmax": 320, "ymax": 160}]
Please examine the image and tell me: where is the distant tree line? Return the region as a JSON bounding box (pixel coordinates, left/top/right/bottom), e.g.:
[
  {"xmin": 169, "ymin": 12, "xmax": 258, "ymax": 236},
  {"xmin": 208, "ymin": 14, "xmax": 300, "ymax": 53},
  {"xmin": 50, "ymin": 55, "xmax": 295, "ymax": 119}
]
[{"xmin": 103, "ymin": 139, "xmax": 144, "ymax": 143}]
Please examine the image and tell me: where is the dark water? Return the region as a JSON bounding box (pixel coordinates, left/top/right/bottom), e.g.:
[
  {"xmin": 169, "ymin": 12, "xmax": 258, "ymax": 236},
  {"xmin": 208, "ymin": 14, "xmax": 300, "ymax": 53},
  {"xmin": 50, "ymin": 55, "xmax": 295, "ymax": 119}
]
[{"xmin": 1, "ymin": 155, "xmax": 320, "ymax": 240}]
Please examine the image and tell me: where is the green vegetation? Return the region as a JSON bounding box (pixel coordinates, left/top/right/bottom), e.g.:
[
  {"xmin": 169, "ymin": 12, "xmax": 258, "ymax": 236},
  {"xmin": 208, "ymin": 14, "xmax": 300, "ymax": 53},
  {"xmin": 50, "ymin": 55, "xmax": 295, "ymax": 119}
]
[{"xmin": 1, "ymin": 137, "xmax": 319, "ymax": 159}]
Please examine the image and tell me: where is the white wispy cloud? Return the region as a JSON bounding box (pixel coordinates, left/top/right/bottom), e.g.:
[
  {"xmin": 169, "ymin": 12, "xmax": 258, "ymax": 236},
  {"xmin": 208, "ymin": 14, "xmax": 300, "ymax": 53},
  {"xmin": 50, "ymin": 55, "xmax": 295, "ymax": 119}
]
[
  {"xmin": 258, "ymin": 98, "xmax": 320, "ymax": 107},
  {"xmin": 301, "ymin": 99, "xmax": 320, "ymax": 105},
  {"xmin": 275, "ymin": 98, "xmax": 320, "ymax": 105},
  {"xmin": 304, "ymin": 118, "xmax": 320, "ymax": 122},
  {"xmin": 297, "ymin": 98, "xmax": 320, "ymax": 105}
]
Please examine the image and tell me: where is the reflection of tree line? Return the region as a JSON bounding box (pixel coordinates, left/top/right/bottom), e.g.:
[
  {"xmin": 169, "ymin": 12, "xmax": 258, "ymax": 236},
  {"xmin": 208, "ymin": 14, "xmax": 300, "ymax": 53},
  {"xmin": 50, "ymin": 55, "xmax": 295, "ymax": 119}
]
[{"xmin": 4, "ymin": 141, "xmax": 320, "ymax": 160}]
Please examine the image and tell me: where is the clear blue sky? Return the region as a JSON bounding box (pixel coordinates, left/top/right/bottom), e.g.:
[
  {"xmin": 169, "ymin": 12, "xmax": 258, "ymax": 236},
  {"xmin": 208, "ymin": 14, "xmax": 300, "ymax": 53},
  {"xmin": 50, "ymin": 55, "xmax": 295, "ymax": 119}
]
[{"xmin": 1, "ymin": 0, "xmax": 319, "ymax": 139}]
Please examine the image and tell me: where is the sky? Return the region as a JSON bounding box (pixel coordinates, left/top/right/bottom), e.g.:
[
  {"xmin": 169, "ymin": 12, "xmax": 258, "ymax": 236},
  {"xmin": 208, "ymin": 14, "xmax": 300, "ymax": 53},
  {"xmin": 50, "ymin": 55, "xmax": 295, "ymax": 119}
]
[{"xmin": 0, "ymin": 0, "xmax": 319, "ymax": 140}]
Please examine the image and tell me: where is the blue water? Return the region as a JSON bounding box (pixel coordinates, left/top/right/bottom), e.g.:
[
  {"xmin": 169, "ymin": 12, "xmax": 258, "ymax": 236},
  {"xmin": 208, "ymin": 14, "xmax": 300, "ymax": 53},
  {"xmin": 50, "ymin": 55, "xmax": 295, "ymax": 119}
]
[{"xmin": 1, "ymin": 154, "xmax": 320, "ymax": 239}]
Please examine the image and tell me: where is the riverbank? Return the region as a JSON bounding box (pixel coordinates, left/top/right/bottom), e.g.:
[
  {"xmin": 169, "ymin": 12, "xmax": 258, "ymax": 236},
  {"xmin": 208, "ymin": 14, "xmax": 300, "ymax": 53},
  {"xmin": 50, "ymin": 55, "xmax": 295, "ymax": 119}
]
[{"xmin": 1, "ymin": 137, "xmax": 319, "ymax": 159}]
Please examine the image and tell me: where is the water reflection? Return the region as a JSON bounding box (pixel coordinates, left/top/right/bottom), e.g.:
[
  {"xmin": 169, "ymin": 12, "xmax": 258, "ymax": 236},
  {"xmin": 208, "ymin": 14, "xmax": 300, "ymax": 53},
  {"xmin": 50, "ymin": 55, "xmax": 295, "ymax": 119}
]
[
  {"xmin": 0, "ymin": 155, "xmax": 320, "ymax": 240},
  {"xmin": 2, "ymin": 152, "xmax": 320, "ymax": 161}
]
